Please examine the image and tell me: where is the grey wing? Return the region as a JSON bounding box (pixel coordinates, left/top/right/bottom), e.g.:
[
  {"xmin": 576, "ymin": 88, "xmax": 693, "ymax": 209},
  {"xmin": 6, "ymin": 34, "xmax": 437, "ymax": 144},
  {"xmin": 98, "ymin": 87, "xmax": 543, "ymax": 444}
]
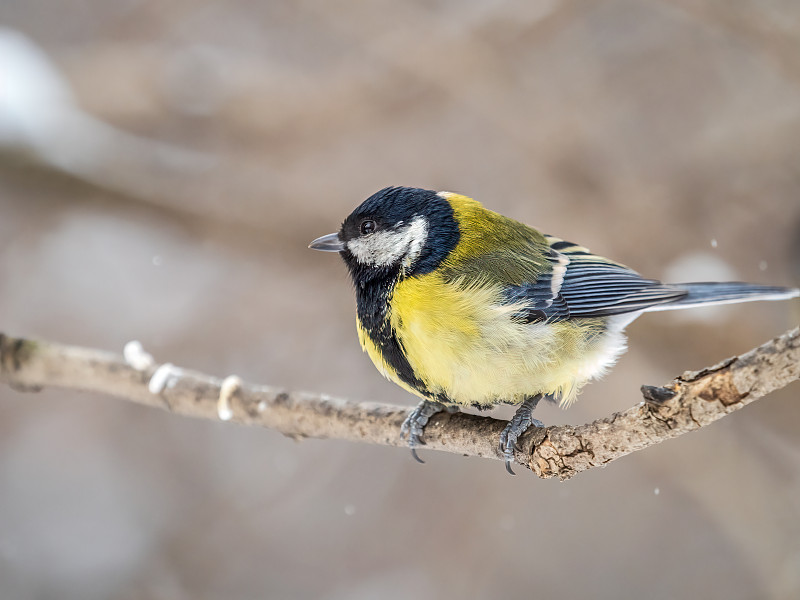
[{"xmin": 507, "ymin": 246, "xmax": 688, "ymax": 323}]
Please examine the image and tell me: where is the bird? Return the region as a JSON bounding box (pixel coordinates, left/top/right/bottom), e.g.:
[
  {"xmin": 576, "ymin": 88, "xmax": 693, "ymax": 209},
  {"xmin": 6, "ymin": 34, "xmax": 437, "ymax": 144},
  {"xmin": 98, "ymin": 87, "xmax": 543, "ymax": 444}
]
[{"xmin": 309, "ymin": 186, "xmax": 799, "ymax": 473}]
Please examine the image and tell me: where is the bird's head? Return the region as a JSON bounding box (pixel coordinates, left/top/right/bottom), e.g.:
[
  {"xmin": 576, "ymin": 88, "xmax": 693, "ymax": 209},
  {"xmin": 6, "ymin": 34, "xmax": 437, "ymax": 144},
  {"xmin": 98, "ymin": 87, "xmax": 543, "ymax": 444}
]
[{"xmin": 309, "ymin": 187, "xmax": 460, "ymax": 285}]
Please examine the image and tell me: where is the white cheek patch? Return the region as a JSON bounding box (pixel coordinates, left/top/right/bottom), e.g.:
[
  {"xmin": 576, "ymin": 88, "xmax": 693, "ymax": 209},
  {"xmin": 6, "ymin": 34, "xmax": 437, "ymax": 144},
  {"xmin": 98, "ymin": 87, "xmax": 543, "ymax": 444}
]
[{"xmin": 347, "ymin": 216, "xmax": 428, "ymax": 268}]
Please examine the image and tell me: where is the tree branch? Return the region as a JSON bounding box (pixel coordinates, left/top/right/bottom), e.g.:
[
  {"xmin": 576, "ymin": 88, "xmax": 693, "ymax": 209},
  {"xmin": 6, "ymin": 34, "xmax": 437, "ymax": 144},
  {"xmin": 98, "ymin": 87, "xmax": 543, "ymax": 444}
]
[{"xmin": 1, "ymin": 328, "xmax": 797, "ymax": 480}]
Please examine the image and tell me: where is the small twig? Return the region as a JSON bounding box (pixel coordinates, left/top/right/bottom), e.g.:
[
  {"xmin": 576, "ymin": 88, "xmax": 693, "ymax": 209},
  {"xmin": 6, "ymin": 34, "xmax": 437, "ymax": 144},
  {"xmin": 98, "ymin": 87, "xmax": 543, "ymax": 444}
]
[{"xmin": 0, "ymin": 328, "xmax": 797, "ymax": 480}]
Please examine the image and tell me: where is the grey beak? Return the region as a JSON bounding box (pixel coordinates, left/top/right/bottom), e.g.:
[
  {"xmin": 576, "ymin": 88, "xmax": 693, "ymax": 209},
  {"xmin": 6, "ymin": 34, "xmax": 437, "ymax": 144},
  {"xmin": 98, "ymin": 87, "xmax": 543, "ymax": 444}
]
[{"xmin": 308, "ymin": 232, "xmax": 345, "ymax": 252}]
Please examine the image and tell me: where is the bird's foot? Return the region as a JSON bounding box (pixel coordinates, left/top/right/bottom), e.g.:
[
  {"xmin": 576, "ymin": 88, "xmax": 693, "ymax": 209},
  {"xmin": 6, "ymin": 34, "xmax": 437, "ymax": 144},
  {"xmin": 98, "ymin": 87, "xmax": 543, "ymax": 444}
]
[
  {"xmin": 500, "ymin": 395, "xmax": 544, "ymax": 475},
  {"xmin": 401, "ymin": 399, "xmax": 456, "ymax": 463}
]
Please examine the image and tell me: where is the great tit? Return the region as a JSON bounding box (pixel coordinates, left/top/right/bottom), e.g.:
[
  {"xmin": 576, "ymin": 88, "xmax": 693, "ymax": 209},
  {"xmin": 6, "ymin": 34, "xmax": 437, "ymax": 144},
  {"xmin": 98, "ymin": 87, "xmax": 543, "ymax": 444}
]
[{"xmin": 310, "ymin": 186, "xmax": 799, "ymax": 473}]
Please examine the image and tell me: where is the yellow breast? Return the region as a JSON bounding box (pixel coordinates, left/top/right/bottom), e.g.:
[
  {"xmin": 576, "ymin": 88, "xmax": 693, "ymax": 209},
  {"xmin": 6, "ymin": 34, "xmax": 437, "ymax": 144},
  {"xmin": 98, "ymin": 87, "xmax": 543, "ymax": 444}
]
[{"xmin": 383, "ymin": 273, "xmax": 614, "ymax": 407}]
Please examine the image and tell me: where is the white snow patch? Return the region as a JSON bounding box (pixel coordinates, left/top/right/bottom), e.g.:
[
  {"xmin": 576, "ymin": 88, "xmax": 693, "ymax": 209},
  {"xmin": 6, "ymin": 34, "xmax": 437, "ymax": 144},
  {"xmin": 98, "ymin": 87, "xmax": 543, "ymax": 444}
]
[
  {"xmin": 148, "ymin": 363, "xmax": 182, "ymax": 394},
  {"xmin": 123, "ymin": 340, "xmax": 154, "ymax": 371},
  {"xmin": 217, "ymin": 375, "xmax": 242, "ymax": 421}
]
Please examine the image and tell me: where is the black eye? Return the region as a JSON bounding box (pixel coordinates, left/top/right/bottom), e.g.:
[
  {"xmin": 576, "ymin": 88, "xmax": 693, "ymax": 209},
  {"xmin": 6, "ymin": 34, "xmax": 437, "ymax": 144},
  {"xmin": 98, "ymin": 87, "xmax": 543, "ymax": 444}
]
[{"xmin": 360, "ymin": 220, "xmax": 376, "ymax": 235}]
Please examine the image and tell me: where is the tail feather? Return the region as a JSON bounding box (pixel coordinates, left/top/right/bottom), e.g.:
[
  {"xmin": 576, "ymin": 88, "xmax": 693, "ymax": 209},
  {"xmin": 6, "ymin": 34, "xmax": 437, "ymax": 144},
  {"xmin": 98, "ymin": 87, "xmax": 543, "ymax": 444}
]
[{"xmin": 645, "ymin": 282, "xmax": 800, "ymax": 312}]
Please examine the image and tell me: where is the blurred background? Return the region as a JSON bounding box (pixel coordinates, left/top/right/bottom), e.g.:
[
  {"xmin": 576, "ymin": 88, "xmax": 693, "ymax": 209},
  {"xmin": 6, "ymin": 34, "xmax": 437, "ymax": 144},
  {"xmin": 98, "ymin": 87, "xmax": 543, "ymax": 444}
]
[{"xmin": 1, "ymin": 1, "xmax": 800, "ymax": 598}]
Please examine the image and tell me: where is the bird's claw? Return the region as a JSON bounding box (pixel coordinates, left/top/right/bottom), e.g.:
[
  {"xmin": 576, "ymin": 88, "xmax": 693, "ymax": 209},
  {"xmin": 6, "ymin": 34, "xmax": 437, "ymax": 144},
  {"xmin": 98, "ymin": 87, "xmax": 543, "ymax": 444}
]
[
  {"xmin": 499, "ymin": 396, "xmax": 544, "ymax": 475},
  {"xmin": 401, "ymin": 399, "xmax": 454, "ymax": 464}
]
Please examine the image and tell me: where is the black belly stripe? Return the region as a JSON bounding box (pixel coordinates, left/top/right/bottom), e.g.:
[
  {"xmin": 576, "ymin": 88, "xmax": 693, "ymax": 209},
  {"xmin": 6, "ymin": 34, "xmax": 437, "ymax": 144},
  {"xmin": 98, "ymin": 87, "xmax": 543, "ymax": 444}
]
[{"xmin": 356, "ymin": 276, "xmax": 431, "ymax": 397}]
